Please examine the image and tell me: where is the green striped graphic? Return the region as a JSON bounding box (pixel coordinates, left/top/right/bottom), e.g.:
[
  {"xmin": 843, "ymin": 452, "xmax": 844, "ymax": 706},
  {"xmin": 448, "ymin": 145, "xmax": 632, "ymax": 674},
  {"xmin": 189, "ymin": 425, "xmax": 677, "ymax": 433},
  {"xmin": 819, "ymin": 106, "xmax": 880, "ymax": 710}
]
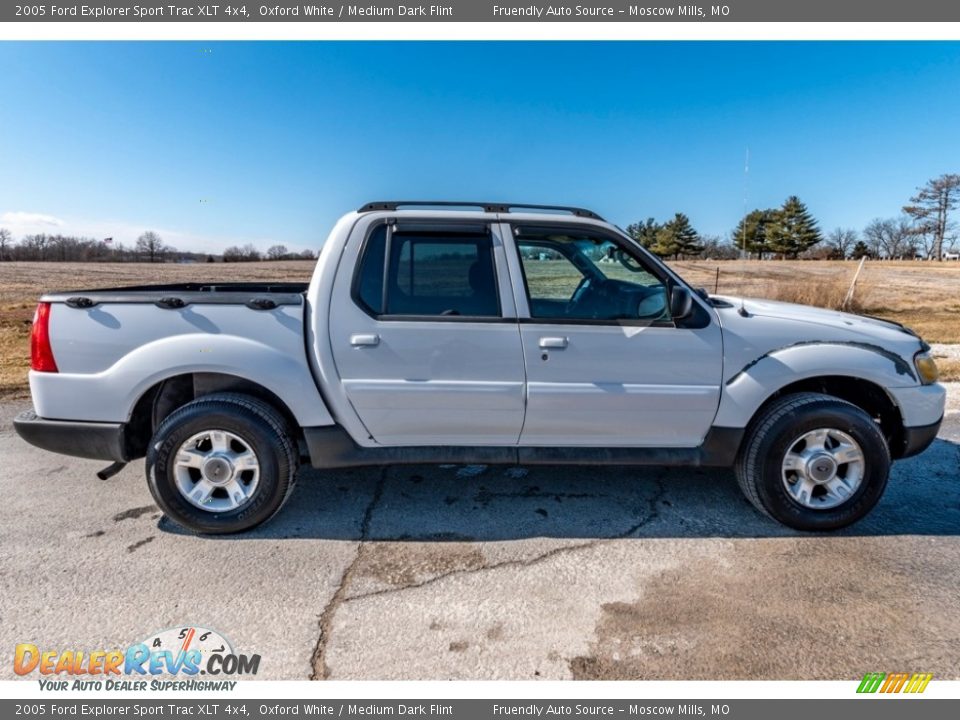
[{"xmin": 857, "ymin": 672, "xmax": 886, "ymax": 693}]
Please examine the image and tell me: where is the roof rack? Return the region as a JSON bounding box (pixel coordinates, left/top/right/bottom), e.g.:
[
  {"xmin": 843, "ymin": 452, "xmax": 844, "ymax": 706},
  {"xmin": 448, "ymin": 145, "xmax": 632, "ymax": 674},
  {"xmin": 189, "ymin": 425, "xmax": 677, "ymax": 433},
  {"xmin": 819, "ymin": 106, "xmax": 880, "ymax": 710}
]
[{"xmin": 358, "ymin": 201, "xmax": 604, "ymax": 221}]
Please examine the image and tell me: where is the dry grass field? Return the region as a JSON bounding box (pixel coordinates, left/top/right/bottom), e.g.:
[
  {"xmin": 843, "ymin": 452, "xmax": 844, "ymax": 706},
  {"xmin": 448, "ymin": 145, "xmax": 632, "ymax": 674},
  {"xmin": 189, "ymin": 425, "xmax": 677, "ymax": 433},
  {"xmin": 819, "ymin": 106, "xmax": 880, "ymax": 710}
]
[{"xmin": 1, "ymin": 259, "xmax": 958, "ymax": 399}]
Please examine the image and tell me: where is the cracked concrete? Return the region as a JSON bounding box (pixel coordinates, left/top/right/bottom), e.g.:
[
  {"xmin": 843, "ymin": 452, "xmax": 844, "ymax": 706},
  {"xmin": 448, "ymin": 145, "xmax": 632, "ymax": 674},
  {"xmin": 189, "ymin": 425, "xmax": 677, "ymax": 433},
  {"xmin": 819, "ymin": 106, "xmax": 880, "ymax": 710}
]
[
  {"xmin": 1, "ymin": 387, "xmax": 959, "ymax": 680},
  {"xmin": 310, "ymin": 468, "xmax": 387, "ymax": 679}
]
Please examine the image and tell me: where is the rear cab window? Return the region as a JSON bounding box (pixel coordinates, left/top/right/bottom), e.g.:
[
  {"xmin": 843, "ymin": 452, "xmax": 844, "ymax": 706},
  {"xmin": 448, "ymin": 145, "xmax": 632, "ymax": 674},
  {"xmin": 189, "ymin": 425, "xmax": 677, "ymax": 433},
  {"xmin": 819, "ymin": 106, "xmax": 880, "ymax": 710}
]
[{"xmin": 355, "ymin": 223, "xmax": 501, "ymax": 318}]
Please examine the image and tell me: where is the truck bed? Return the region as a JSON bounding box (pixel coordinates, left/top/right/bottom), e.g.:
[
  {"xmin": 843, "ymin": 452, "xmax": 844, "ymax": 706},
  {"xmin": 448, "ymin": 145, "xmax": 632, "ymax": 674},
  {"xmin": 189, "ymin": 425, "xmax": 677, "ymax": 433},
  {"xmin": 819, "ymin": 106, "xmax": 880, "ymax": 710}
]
[{"xmin": 31, "ymin": 281, "xmax": 329, "ymax": 428}]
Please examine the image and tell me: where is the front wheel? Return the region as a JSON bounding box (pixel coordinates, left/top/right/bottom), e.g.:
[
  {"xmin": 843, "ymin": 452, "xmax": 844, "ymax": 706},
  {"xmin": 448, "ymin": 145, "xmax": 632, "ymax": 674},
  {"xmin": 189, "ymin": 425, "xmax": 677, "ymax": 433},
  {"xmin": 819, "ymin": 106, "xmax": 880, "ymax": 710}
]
[
  {"xmin": 735, "ymin": 392, "xmax": 891, "ymax": 531},
  {"xmin": 146, "ymin": 393, "xmax": 299, "ymax": 534}
]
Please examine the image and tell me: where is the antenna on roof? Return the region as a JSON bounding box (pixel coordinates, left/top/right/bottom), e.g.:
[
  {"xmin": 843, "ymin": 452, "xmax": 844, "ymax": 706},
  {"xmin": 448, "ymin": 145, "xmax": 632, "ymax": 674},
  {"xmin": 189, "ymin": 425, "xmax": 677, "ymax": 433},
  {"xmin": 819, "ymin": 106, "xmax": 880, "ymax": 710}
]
[{"xmin": 738, "ymin": 147, "xmax": 750, "ymax": 317}]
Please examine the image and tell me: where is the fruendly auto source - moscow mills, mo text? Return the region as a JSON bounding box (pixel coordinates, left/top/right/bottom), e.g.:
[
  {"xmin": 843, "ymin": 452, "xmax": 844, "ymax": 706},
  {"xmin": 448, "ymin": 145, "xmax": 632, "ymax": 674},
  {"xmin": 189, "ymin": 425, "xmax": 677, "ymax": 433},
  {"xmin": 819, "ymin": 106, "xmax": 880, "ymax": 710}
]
[{"xmin": 18, "ymin": 3, "xmax": 729, "ymax": 20}]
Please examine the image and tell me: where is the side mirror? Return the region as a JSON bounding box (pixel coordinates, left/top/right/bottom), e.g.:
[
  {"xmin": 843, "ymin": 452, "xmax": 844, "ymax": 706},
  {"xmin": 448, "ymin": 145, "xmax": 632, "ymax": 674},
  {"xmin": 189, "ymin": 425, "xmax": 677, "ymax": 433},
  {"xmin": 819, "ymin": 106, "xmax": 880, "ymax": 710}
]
[{"xmin": 670, "ymin": 286, "xmax": 694, "ymax": 320}]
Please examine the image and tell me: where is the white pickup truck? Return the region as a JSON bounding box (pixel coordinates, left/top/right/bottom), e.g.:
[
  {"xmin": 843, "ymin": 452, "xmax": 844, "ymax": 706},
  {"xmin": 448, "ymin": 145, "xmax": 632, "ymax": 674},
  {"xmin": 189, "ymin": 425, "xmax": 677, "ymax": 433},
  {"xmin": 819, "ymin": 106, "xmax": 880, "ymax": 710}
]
[{"xmin": 15, "ymin": 202, "xmax": 945, "ymax": 534}]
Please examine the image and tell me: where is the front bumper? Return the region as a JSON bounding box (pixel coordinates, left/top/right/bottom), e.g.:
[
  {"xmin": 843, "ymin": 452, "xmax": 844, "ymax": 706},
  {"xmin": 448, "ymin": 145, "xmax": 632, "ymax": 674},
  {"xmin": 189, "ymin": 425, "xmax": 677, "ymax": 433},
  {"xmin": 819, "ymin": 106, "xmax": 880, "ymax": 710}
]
[
  {"xmin": 888, "ymin": 383, "xmax": 946, "ymax": 428},
  {"xmin": 899, "ymin": 417, "xmax": 942, "ymax": 459},
  {"xmin": 13, "ymin": 411, "xmax": 128, "ymax": 462}
]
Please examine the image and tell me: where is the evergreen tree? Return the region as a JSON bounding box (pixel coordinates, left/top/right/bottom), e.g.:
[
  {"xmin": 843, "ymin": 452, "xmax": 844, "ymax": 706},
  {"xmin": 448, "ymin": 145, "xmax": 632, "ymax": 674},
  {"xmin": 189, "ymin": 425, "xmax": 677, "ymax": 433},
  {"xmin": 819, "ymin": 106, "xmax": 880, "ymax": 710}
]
[
  {"xmin": 650, "ymin": 213, "xmax": 701, "ymax": 258},
  {"xmin": 851, "ymin": 240, "xmax": 871, "ymax": 259},
  {"xmin": 670, "ymin": 212, "xmax": 703, "ymax": 257},
  {"xmin": 625, "ymin": 218, "xmax": 660, "ymax": 250},
  {"xmin": 652, "ymin": 225, "xmax": 680, "ymax": 258},
  {"xmin": 732, "ymin": 209, "xmax": 775, "ymax": 259},
  {"xmin": 766, "ymin": 196, "xmax": 822, "ymax": 259}
]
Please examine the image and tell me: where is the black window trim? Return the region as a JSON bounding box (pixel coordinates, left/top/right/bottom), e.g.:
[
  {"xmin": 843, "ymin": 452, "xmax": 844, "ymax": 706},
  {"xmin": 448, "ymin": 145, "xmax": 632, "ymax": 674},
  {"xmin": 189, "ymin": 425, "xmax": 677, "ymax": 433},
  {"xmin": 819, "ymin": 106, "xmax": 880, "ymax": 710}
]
[
  {"xmin": 351, "ymin": 218, "xmax": 509, "ymax": 323},
  {"xmin": 510, "ymin": 221, "xmax": 711, "ymax": 329}
]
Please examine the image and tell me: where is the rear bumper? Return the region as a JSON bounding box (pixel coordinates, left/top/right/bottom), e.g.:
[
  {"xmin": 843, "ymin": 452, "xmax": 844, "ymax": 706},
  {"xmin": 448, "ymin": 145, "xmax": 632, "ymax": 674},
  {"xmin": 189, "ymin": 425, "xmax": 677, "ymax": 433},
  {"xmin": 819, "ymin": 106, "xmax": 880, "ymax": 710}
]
[
  {"xmin": 899, "ymin": 417, "xmax": 942, "ymax": 459},
  {"xmin": 13, "ymin": 411, "xmax": 128, "ymax": 462}
]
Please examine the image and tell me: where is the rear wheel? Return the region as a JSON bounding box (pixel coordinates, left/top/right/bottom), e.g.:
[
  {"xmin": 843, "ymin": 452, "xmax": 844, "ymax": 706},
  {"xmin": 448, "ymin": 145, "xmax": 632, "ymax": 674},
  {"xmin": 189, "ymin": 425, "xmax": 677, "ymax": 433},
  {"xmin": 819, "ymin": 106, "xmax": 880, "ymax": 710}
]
[
  {"xmin": 146, "ymin": 393, "xmax": 298, "ymax": 534},
  {"xmin": 735, "ymin": 392, "xmax": 891, "ymax": 531}
]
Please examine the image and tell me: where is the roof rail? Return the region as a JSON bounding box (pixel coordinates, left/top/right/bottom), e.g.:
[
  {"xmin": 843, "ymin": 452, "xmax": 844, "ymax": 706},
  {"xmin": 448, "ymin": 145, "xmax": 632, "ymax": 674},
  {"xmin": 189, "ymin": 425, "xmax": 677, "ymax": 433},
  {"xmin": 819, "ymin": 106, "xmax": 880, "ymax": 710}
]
[{"xmin": 358, "ymin": 201, "xmax": 604, "ymax": 221}]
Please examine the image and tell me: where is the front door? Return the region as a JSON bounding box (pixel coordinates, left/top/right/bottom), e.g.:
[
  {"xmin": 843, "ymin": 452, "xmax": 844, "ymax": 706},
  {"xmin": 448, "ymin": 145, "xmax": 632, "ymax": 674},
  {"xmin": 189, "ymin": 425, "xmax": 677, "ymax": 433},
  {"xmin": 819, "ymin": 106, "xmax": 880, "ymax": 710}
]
[
  {"xmin": 329, "ymin": 219, "xmax": 525, "ymax": 446},
  {"xmin": 508, "ymin": 223, "xmax": 723, "ymax": 447}
]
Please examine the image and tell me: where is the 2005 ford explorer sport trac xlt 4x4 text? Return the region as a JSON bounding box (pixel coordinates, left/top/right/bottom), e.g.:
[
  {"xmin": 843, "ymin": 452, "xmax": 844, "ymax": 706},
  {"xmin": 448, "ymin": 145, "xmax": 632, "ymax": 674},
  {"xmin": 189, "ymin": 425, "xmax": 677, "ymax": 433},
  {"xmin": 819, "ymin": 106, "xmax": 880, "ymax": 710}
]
[{"xmin": 14, "ymin": 202, "xmax": 945, "ymax": 534}]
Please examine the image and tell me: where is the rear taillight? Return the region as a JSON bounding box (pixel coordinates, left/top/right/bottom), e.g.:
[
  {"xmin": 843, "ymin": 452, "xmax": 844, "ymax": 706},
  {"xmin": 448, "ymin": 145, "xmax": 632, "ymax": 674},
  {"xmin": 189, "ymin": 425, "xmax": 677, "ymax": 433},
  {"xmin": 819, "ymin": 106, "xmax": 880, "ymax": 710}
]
[{"xmin": 30, "ymin": 302, "xmax": 58, "ymax": 373}]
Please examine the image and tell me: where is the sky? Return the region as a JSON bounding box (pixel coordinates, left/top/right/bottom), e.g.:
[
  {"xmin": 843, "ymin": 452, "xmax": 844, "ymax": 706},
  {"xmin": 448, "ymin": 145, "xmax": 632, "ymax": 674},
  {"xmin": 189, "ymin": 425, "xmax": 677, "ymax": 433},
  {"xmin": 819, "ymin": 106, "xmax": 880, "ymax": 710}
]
[{"xmin": 1, "ymin": 41, "xmax": 959, "ymax": 254}]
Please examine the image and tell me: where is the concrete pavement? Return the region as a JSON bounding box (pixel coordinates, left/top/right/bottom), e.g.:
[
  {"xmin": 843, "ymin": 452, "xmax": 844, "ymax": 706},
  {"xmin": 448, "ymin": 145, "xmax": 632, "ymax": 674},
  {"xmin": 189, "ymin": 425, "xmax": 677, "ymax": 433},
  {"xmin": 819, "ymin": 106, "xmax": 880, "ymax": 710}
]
[{"xmin": 1, "ymin": 387, "xmax": 958, "ymax": 680}]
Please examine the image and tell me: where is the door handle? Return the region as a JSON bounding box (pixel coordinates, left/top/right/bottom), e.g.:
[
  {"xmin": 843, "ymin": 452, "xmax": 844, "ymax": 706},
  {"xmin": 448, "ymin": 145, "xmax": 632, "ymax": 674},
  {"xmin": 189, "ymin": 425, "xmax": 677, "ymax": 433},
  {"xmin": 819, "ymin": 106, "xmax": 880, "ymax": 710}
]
[
  {"xmin": 350, "ymin": 333, "xmax": 380, "ymax": 347},
  {"xmin": 538, "ymin": 336, "xmax": 568, "ymax": 349}
]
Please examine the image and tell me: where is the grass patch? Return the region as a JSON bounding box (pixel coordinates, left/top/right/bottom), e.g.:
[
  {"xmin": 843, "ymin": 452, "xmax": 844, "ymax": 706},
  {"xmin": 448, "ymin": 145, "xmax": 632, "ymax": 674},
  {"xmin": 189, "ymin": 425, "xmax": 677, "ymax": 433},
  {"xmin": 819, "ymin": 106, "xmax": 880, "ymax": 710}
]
[
  {"xmin": 862, "ymin": 309, "xmax": 960, "ymax": 344},
  {"xmin": 0, "ymin": 305, "xmax": 33, "ymax": 400},
  {"xmin": 769, "ymin": 278, "xmax": 868, "ymax": 314},
  {"xmin": 937, "ymin": 358, "xmax": 960, "ymax": 382}
]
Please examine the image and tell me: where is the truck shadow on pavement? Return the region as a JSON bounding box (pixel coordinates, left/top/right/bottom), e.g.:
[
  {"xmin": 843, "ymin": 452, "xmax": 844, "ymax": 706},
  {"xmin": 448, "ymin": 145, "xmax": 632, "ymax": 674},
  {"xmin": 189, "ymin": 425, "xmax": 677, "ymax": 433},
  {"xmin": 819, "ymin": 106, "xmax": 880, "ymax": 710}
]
[{"xmin": 159, "ymin": 437, "xmax": 960, "ymax": 540}]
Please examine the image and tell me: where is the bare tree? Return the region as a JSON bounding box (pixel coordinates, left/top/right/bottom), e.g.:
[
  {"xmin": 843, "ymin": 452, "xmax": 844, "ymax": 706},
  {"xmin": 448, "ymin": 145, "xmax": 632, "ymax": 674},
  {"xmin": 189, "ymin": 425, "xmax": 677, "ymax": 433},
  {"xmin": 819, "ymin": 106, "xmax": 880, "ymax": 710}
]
[
  {"xmin": 20, "ymin": 234, "xmax": 50, "ymax": 261},
  {"xmin": 50, "ymin": 234, "xmax": 73, "ymax": 261},
  {"xmin": 0, "ymin": 228, "xmax": 11, "ymax": 261},
  {"xmin": 827, "ymin": 227, "xmax": 858, "ymax": 259},
  {"xmin": 223, "ymin": 243, "xmax": 261, "ymax": 262},
  {"xmin": 862, "ymin": 220, "xmax": 884, "ymax": 258},
  {"xmin": 266, "ymin": 244, "xmax": 289, "ymax": 260},
  {"xmin": 946, "ymin": 232, "xmax": 959, "ymax": 255},
  {"xmin": 136, "ymin": 231, "xmax": 168, "ymax": 263},
  {"xmin": 903, "ymin": 173, "xmax": 960, "ymax": 261},
  {"xmin": 698, "ymin": 235, "xmax": 739, "ymax": 260},
  {"xmin": 895, "ymin": 217, "xmax": 920, "ymax": 259},
  {"xmin": 863, "ymin": 217, "xmax": 917, "ymax": 259},
  {"xmin": 903, "ymin": 219, "xmax": 935, "ymax": 259},
  {"xmin": 802, "ymin": 243, "xmax": 843, "ymax": 260}
]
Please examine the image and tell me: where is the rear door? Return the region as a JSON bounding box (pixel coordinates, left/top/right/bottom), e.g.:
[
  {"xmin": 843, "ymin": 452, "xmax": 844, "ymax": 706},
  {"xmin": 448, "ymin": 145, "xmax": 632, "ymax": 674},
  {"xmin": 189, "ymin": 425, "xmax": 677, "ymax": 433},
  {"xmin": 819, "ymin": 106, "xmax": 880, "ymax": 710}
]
[
  {"xmin": 329, "ymin": 218, "xmax": 525, "ymax": 445},
  {"xmin": 506, "ymin": 222, "xmax": 723, "ymax": 447}
]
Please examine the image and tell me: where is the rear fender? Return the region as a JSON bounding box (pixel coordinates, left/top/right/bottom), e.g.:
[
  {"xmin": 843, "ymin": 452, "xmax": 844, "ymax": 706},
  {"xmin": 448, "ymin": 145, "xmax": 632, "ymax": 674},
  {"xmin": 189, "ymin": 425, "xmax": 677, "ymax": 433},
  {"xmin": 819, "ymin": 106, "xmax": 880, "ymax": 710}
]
[{"xmin": 30, "ymin": 333, "xmax": 334, "ymax": 427}]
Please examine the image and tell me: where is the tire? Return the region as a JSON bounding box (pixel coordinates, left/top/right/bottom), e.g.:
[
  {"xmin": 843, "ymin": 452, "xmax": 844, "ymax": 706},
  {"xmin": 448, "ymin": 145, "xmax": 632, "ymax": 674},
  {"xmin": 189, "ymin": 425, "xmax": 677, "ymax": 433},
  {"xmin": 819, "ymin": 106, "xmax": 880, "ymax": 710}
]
[
  {"xmin": 146, "ymin": 392, "xmax": 299, "ymax": 535},
  {"xmin": 735, "ymin": 392, "xmax": 891, "ymax": 531}
]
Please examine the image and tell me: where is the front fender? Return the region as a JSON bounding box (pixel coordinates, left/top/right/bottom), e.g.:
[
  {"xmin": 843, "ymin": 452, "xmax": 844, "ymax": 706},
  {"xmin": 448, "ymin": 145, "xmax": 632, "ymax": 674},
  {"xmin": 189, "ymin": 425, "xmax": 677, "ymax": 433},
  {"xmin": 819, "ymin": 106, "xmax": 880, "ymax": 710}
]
[
  {"xmin": 713, "ymin": 342, "xmax": 917, "ymax": 428},
  {"xmin": 30, "ymin": 333, "xmax": 334, "ymax": 427}
]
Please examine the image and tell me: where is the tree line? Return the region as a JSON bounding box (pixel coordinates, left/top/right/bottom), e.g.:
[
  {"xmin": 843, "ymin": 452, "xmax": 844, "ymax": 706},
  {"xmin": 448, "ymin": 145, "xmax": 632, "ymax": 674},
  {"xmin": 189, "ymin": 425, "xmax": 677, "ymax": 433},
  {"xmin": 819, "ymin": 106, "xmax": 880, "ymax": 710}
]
[
  {"xmin": 223, "ymin": 243, "xmax": 316, "ymax": 262},
  {"xmin": 1, "ymin": 174, "xmax": 956, "ymax": 263},
  {"xmin": 0, "ymin": 229, "xmax": 315, "ymax": 263},
  {"xmin": 627, "ymin": 173, "xmax": 959, "ymax": 261}
]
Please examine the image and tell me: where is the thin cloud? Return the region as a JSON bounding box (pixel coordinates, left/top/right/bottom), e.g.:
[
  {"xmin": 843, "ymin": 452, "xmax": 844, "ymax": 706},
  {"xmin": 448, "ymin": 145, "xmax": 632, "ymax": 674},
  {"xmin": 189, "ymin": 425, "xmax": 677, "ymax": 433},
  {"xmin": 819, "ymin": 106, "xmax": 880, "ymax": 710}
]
[{"xmin": 0, "ymin": 211, "xmax": 66, "ymax": 229}]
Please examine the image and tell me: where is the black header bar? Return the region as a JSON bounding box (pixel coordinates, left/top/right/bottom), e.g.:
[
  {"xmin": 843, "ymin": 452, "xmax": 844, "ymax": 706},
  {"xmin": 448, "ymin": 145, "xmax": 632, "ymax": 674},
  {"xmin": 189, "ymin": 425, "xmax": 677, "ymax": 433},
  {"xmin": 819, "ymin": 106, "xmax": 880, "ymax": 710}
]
[{"xmin": 5, "ymin": 1, "xmax": 960, "ymax": 23}]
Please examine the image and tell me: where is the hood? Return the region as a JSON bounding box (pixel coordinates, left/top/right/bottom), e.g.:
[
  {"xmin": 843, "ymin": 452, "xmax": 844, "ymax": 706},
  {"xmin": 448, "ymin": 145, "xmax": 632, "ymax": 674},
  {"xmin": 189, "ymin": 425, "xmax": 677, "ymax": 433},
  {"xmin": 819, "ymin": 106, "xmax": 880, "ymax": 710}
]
[
  {"xmin": 712, "ymin": 295, "xmax": 921, "ymax": 346},
  {"xmin": 709, "ymin": 296, "xmax": 928, "ymax": 384}
]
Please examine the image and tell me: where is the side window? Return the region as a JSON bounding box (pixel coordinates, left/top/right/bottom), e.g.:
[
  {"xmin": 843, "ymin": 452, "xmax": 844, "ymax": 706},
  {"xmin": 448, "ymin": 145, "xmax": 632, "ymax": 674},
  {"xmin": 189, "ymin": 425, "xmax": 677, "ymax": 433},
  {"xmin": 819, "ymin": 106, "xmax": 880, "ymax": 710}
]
[
  {"xmin": 355, "ymin": 225, "xmax": 500, "ymax": 318},
  {"xmin": 518, "ymin": 245, "xmax": 586, "ymax": 303},
  {"xmin": 516, "ymin": 229, "xmax": 668, "ymax": 322},
  {"xmin": 357, "ymin": 225, "xmax": 387, "ymax": 313}
]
